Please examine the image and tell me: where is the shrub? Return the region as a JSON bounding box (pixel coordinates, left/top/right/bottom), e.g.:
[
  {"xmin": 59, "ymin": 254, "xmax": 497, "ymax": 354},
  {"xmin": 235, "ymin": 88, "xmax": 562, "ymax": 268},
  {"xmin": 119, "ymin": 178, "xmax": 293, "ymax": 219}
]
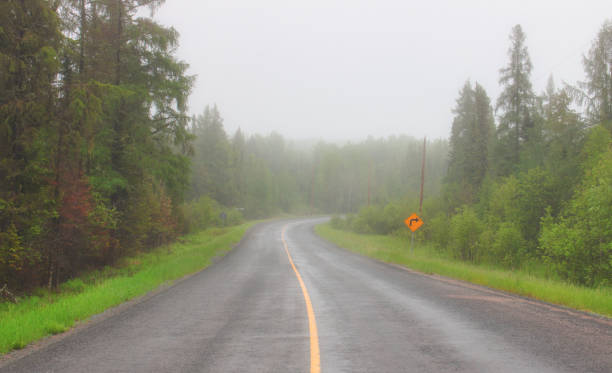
[
  {"xmin": 224, "ymin": 209, "xmax": 244, "ymax": 226},
  {"xmin": 348, "ymin": 203, "xmax": 406, "ymax": 235},
  {"xmin": 425, "ymin": 212, "xmax": 450, "ymax": 250},
  {"xmin": 351, "ymin": 208, "xmax": 375, "ymax": 234},
  {"xmin": 540, "ymin": 147, "xmax": 612, "ymax": 286},
  {"xmin": 477, "ymin": 227, "xmax": 496, "ymax": 263},
  {"xmin": 449, "ymin": 206, "xmax": 483, "ymax": 262},
  {"xmin": 182, "ymin": 197, "xmax": 245, "ymax": 232},
  {"xmin": 182, "ymin": 196, "xmax": 218, "ymax": 233},
  {"xmin": 330, "ymin": 215, "xmax": 348, "ymax": 230},
  {"xmin": 492, "ymin": 222, "xmax": 525, "ymax": 269}
]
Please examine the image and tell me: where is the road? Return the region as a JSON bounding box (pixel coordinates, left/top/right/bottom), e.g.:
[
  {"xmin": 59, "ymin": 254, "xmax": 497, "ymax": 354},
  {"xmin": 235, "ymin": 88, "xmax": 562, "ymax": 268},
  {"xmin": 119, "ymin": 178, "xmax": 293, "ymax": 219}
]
[{"xmin": 2, "ymin": 218, "xmax": 611, "ymax": 372}]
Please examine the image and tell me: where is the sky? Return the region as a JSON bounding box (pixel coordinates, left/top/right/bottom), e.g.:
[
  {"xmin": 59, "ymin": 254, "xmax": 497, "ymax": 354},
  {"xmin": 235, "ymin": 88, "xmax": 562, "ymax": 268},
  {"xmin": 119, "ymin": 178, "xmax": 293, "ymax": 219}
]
[{"xmin": 152, "ymin": 0, "xmax": 611, "ymax": 141}]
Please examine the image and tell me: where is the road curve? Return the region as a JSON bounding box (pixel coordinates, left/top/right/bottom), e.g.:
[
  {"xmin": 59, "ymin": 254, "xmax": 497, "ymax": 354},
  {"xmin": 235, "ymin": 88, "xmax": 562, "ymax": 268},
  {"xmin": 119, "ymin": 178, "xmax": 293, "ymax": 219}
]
[{"xmin": 2, "ymin": 218, "xmax": 611, "ymax": 372}]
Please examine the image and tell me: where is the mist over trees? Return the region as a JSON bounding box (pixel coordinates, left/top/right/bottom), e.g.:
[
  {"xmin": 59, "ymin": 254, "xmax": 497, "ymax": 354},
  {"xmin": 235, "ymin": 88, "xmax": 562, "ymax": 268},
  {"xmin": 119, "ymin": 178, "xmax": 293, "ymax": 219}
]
[
  {"xmin": 1, "ymin": 3, "xmax": 610, "ymax": 295},
  {"xmin": 335, "ymin": 21, "xmax": 612, "ymax": 287},
  {"xmin": 185, "ymin": 104, "xmax": 449, "ymax": 221}
]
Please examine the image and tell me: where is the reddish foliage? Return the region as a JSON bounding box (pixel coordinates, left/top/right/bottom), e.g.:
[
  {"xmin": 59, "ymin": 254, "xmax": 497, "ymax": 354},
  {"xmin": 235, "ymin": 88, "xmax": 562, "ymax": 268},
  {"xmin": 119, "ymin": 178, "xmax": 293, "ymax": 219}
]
[{"xmin": 58, "ymin": 167, "xmax": 92, "ymax": 246}]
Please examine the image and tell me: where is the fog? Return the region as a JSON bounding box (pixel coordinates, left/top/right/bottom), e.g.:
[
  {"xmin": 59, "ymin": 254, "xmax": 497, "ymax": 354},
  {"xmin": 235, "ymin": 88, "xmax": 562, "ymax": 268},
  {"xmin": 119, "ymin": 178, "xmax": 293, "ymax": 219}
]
[{"xmin": 153, "ymin": 0, "xmax": 610, "ymax": 141}]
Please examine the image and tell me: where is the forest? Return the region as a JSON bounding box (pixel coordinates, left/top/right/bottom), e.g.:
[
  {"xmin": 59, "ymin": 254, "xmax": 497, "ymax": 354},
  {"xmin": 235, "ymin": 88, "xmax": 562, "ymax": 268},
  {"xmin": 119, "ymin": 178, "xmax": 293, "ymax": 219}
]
[
  {"xmin": 0, "ymin": 0, "xmax": 448, "ymax": 293},
  {"xmin": 1, "ymin": 0, "xmax": 611, "ymax": 294},
  {"xmin": 334, "ymin": 23, "xmax": 612, "ymax": 288}
]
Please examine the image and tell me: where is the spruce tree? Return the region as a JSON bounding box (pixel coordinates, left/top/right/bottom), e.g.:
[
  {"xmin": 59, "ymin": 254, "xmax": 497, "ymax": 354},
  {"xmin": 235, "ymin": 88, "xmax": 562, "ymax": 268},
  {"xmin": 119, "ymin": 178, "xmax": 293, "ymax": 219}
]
[
  {"xmin": 0, "ymin": 0, "xmax": 62, "ymax": 288},
  {"xmin": 447, "ymin": 81, "xmax": 493, "ymax": 205},
  {"xmin": 578, "ymin": 20, "xmax": 612, "ymax": 127},
  {"xmin": 495, "ymin": 24, "xmax": 535, "ymax": 175}
]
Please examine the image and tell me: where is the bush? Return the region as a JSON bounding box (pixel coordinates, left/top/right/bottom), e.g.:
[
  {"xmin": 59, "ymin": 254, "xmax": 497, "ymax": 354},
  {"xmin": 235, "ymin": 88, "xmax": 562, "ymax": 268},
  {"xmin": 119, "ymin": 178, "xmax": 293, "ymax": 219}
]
[
  {"xmin": 449, "ymin": 206, "xmax": 483, "ymax": 262},
  {"xmin": 182, "ymin": 196, "xmax": 218, "ymax": 233},
  {"xmin": 330, "ymin": 215, "xmax": 349, "ymax": 230},
  {"xmin": 424, "ymin": 212, "xmax": 450, "ymax": 250},
  {"xmin": 348, "ymin": 203, "xmax": 406, "ymax": 235},
  {"xmin": 540, "ymin": 146, "xmax": 612, "ymax": 286},
  {"xmin": 224, "ymin": 209, "xmax": 244, "ymax": 226},
  {"xmin": 181, "ymin": 197, "xmax": 245, "ymax": 232},
  {"xmin": 351, "ymin": 208, "xmax": 376, "ymax": 234},
  {"xmin": 477, "ymin": 227, "xmax": 496, "ymax": 263},
  {"xmin": 492, "ymin": 222, "xmax": 525, "ymax": 269}
]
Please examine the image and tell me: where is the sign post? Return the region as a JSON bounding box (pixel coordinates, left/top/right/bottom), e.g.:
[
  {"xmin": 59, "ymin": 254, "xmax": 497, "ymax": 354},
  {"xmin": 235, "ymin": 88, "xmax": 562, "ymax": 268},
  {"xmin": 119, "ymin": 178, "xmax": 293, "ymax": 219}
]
[{"xmin": 404, "ymin": 213, "xmax": 423, "ymax": 253}]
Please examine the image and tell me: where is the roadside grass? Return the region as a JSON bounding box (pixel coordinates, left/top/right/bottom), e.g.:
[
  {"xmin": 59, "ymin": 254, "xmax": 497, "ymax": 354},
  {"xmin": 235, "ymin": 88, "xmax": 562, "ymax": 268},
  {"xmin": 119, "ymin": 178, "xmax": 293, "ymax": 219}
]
[
  {"xmin": 0, "ymin": 223, "xmax": 253, "ymax": 355},
  {"xmin": 315, "ymin": 223, "xmax": 612, "ymax": 318}
]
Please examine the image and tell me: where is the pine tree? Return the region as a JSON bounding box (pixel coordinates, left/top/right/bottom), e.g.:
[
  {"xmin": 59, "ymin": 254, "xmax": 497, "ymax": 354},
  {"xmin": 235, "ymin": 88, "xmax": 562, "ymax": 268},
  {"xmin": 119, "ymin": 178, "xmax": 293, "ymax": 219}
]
[
  {"xmin": 495, "ymin": 24, "xmax": 536, "ymax": 175},
  {"xmin": 577, "ymin": 20, "xmax": 612, "ymax": 127},
  {"xmin": 1, "ymin": 0, "xmax": 193, "ymax": 289},
  {"xmin": 472, "ymin": 83, "xmax": 495, "ymax": 186},
  {"xmin": 231, "ymin": 128, "xmax": 247, "ymax": 207},
  {"xmin": 541, "ymin": 76, "xmax": 585, "ymax": 204},
  {"xmin": 190, "ymin": 105, "xmax": 233, "ymax": 205},
  {"xmin": 0, "ymin": 0, "xmax": 62, "ymax": 288},
  {"xmin": 447, "ymin": 81, "xmax": 493, "ymax": 205}
]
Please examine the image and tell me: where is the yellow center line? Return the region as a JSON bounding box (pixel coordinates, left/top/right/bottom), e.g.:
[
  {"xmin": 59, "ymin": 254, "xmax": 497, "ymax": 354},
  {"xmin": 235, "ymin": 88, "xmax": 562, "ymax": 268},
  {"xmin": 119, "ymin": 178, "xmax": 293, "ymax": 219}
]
[{"xmin": 282, "ymin": 225, "xmax": 321, "ymax": 373}]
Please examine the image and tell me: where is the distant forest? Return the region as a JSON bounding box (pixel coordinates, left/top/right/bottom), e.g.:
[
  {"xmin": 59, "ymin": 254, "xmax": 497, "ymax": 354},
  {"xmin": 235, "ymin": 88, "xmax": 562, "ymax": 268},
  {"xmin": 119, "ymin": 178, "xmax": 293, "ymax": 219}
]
[{"xmin": 1, "ymin": 1, "xmax": 611, "ymax": 293}]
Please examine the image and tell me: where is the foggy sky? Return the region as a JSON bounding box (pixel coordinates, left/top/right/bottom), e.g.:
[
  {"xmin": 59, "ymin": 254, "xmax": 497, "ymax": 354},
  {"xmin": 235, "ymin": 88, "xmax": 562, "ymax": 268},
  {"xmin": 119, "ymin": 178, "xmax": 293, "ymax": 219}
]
[{"xmin": 153, "ymin": 0, "xmax": 611, "ymax": 141}]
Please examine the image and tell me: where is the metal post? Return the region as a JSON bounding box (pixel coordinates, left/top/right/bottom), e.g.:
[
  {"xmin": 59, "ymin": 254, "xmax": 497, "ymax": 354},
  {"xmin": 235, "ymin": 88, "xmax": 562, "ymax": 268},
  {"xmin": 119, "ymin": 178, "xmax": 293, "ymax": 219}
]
[{"xmin": 410, "ymin": 231, "xmax": 414, "ymax": 253}]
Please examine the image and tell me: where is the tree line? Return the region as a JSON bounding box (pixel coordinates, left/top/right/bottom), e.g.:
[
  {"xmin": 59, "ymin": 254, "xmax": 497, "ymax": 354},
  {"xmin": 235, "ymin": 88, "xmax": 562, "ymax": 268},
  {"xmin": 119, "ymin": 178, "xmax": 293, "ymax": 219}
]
[
  {"xmin": 335, "ymin": 23, "xmax": 612, "ymax": 287},
  {"xmin": 1, "ymin": 0, "xmax": 193, "ymax": 291},
  {"xmin": 2, "ymin": 3, "xmax": 609, "ymax": 294},
  {"xmin": 0, "ymin": 0, "xmax": 449, "ymax": 293},
  {"xmin": 184, "ymin": 104, "xmax": 449, "ymax": 227}
]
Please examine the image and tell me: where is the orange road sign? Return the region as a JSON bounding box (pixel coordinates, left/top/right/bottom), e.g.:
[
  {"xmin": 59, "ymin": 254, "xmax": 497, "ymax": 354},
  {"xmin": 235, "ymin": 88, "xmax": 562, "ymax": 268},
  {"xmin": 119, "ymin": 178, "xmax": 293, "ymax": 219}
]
[{"xmin": 404, "ymin": 213, "xmax": 423, "ymax": 232}]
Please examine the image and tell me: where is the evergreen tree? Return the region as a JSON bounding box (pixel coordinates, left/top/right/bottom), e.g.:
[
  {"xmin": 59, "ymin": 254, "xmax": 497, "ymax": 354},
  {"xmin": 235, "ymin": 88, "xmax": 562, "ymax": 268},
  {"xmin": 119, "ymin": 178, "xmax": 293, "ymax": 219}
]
[
  {"xmin": 0, "ymin": 0, "xmax": 62, "ymax": 288},
  {"xmin": 446, "ymin": 81, "xmax": 493, "ymax": 205},
  {"xmin": 230, "ymin": 128, "xmax": 247, "ymax": 207},
  {"xmin": 541, "ymin": 76, "xmax": 585, "ymax": 205},
  {"xmin": 1, "ymin": 0, "xmax": 193, "ymax": 289},
  {"xmin": 495, "ymin": 24, "xmax": 536, "ymax": 175},
  {"xmin": 190, "ymin": 105, "xmax": 233, "ymax": 205},
  {"xmin": 576, "ymin": 20, "xmax": 612, "ymax": 127}
]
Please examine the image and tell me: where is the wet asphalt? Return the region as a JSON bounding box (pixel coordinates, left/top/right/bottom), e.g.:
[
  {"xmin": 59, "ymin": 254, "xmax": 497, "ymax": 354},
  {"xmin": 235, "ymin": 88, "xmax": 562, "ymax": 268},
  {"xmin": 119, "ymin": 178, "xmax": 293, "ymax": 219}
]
[{"xmin": 1, "ymin": 217, "xmax": 611, "ymax": 372}]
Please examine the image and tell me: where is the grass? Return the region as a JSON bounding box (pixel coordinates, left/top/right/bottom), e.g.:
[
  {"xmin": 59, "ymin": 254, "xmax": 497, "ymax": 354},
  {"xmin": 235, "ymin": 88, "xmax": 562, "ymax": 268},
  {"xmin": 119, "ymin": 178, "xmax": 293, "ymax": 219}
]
[
  {"xmin": 0, "ymin": 223, "xmax": 253, "ymax": 355},
  {"xmin": 315, "ymin": 223, "xmax": 612, "ymax": 318}
]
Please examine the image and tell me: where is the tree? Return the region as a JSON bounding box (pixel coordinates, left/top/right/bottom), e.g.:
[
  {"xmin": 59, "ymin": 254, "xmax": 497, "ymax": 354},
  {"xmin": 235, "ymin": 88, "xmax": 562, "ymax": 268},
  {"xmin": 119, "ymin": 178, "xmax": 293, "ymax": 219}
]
[
  {"xmin": 230, "ymin": 128, "xmax": 247, "ymax": 207},
  {"xmin": 190, "ymin": 105, "xmax": 233, "ymax": 205},
  {"xmin": 540, "ymin": 140, "xmax": 612, "ymax": 286},
  {"xmin": 573, "ymin": 20, "xmax": 612, "ymax": 127},
  {"xmin": 0, "ymin": 0, "xmax": 62, "ymax": 289},
  {"xmin": 55, "ymin": 0, "xmax": 192, "ymax": 267},
  {"xmin": 540, "ymin": 76, "xmax": 585, "ymax": 204},
  {"xmin": 1, "ymin": 0, "xmax": 194, "ymax": 290},
  {"xmin": 495, "ymin": 24, "xmax": 536, "ymax": 175},
  {"xmin": 446, "ymin": 81, "xmax": 493, "ymax": 206}
]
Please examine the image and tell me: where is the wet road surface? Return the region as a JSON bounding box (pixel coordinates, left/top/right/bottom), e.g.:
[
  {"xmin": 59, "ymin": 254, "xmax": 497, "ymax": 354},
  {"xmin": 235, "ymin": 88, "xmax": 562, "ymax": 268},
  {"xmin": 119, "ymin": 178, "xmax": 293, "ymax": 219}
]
[{"xmin": 2, "ymin": 218, "xmax": 611, "ymax": 372}]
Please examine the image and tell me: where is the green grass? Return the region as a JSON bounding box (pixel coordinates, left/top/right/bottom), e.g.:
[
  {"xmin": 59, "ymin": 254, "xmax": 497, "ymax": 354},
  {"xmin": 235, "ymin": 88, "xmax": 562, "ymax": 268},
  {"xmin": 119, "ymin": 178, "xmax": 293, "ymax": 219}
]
[
  {"xmin": 316, "ymin": 223, "xmax": 612, "ymax": 318},
  {"xmin": 0, "ymin": 223, "xmax": 253, "ymax": 355}
]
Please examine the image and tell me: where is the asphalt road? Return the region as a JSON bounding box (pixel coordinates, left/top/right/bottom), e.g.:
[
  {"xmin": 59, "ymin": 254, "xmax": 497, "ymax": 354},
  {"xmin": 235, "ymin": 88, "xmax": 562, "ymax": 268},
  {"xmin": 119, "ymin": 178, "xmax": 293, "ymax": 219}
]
[{"xmin": 2, "ymin": 218, "xmax": 611, "ymax": 372}]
